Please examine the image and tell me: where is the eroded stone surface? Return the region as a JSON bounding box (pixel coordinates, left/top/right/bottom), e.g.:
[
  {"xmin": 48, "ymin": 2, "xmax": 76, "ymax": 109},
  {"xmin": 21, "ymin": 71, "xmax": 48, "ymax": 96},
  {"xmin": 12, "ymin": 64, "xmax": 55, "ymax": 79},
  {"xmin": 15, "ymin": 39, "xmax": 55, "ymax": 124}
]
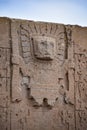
[
  {"xmin": 0, "ymin": 17, "xmax": 87, "ymax": 130},
  {"xmin": 33, "ymin": 36, "xmax": 56, "ymax": 60}
]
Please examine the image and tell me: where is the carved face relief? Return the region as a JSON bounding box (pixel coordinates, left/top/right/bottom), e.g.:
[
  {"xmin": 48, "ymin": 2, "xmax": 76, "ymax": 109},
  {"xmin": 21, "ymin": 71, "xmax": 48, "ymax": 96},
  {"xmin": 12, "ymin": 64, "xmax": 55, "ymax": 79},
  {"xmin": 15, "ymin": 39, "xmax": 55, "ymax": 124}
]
[{"xmin": 33, "ymin": 36, "xmax": 56, "ymax": 60}]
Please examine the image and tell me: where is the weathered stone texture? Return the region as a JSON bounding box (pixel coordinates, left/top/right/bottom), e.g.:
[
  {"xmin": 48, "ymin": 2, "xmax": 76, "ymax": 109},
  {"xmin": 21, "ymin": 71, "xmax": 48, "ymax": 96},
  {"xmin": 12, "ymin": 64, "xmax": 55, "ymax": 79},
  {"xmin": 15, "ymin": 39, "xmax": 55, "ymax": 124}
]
[{"xmin": 0, "ymin": 17, "xmax": 87, "ymax": 130}]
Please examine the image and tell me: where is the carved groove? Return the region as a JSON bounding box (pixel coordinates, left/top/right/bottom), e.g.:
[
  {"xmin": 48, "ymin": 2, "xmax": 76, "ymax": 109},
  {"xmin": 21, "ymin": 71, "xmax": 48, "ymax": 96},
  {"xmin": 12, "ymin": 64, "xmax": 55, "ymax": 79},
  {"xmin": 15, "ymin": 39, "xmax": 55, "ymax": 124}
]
[{"xmin": 0, "ymin": 17, "xmax": 87, "ymax": 130}]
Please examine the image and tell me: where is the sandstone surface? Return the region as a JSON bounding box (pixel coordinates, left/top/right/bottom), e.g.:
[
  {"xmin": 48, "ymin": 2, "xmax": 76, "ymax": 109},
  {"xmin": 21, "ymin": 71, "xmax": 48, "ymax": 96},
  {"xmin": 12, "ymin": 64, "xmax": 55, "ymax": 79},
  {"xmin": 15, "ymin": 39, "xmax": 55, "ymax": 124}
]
[{"xmin": 0, "ymin": 17, "xmax": 87, "ymax": 130}]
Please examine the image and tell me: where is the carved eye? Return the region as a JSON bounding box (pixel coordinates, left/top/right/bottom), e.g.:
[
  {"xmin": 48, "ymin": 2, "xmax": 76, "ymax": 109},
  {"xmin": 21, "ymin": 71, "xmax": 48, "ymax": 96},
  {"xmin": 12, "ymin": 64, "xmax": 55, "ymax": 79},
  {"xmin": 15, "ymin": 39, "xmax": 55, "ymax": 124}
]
[{"xmin": 41, "ymin": 41, "xmax": 47, "ymax": 45}]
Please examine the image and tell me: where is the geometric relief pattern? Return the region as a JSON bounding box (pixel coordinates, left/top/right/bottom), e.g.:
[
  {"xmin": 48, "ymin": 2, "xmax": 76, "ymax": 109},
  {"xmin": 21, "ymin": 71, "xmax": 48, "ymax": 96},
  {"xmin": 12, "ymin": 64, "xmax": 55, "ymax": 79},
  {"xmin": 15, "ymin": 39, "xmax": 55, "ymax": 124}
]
[
  {"xmin": 0, "ymin": 18, "xmax": 87, "ymax": 130},
  {"xmin": 0, "ymin": 18, "xmax": 11, "ymax": 130},
  {"xmin": 19, "ymin": 22, "xmax": 69, "ymax": 106}
]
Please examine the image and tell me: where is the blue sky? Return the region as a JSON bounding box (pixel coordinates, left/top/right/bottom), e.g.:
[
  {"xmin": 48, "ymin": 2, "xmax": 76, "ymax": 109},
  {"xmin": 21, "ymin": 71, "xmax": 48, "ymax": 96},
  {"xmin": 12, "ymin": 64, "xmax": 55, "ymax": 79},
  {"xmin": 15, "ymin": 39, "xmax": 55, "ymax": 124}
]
[{"xmin": 0, "ymin": 0, "xmax": 87, "ymax": 26}]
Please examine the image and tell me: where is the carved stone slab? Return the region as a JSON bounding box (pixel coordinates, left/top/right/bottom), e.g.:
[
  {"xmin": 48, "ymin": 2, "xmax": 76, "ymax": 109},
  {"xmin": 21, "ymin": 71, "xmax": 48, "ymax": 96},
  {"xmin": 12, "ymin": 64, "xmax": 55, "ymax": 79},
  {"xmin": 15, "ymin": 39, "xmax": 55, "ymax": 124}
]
[{"xmin": 0, "ymin": 17, "xmax": 87, "ymax": 130}]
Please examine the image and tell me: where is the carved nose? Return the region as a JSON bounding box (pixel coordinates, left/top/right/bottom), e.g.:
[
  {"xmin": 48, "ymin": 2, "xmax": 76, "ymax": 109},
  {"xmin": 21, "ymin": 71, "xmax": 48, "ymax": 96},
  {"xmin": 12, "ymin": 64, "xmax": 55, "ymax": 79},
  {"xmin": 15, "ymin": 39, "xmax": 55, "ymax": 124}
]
[{"xmin": 45, "ymin": 51, "xmax": 49, "ymax": 55}]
